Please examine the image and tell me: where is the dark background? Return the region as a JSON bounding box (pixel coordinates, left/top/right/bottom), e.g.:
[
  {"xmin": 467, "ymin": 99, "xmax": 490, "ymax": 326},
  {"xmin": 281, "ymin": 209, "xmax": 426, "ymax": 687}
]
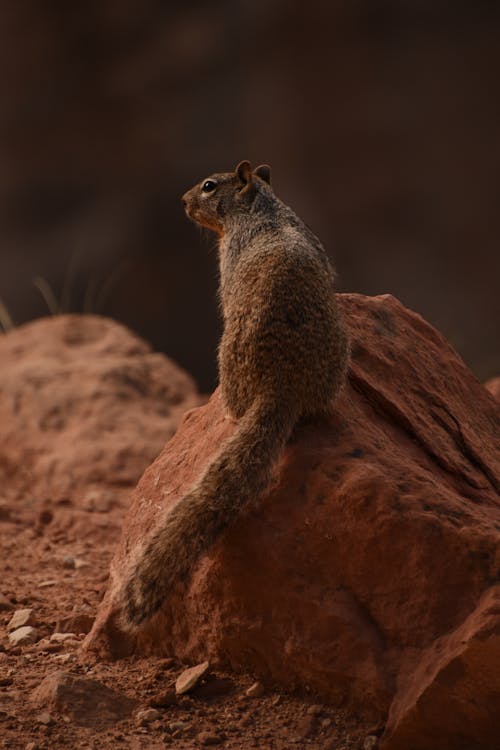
[{"xmin": 0, "ymin": 1, "xmax": 498, "ymax": 391}]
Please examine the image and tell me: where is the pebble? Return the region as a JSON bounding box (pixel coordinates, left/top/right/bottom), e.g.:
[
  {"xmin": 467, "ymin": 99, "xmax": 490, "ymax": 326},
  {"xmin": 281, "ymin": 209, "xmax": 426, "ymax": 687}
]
[
  {"xmin": 175, "ymin": 661, "xmax": 209, "ymax": 695},
  {"xmin": 36, "ymin": 712, "xmax": 54, "ymax": 726},
  {"xmin": 245, "ymin": 680, "xmax": 265, "ymax": 698},
  {"xmin": 8, "ymin": 626, "xmax": 38, "ymax": 647},
  {"xmin": 7, "ymin": 609, "xmax": 35, "ymax": 631},
  {"xmin": 25, "ymin": 742, "xmax": 38, "ymax": 750},
  {"xmin": 63, "ymin": 556, "xmax": 76, "ymax": 570},
  {"xmin": 136, "ymin": 708, "xmax": 161, "ymax": 726},
  {"xmin": 363, "ymin": 736, "xmax": 379, "ymax": 750}
]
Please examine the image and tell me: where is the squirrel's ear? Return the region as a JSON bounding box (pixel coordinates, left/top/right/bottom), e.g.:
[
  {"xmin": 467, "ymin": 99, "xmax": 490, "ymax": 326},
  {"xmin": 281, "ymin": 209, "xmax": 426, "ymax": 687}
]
[
  {"xmin": 235, "ymin": 160, "xmax": 253, "ymax": 185},
  {"xmin": 254, "ymin": 164, "xmax": 271, "ymax": 185}
]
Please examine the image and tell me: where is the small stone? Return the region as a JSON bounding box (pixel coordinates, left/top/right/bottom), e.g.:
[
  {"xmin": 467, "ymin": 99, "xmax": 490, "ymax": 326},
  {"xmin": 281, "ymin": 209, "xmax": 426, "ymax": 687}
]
[
  {"xmin": 363, "ymin": 736, "xmax": 379, "ymax": 750},
  {"xmin": 136, "ymin": 708, "xmax": 161, "ymax": 726},
  {"xmin": 38, "ymin": 580, "xmax": 57, "ymax": 588},
  {"xmin": 8, "ymin": 626, "xmax": 38, "ymax": 646},
  {"xmin": 63, "ymin": 556, "xmax": 76, "ymax": 570},
  {"xmin": 7, "ymin": 608, "xmax": 35, "ymax": 631},
  {"xmin": 0, "ymin": 593, "xmax": 14, "ymax": 612},
  {"xmin": 245, "ymin": 680, "xmax": 265, "ymax": 698},
  {"xmin": 175, "ymin": 661, "xmax": 209, "ymax": 695},
  {"xmin": 37, "ymin": 711, "xmax": 54, "ymax": 726},
  {"xmin": 197, "ymin": 731, "xmax": 223, "ymax": 746},
  {"xmin": 25, "ymin": 742, "xmax": 38, "ymax": 750},
  {"xmin": 321, "ymin": 717, "xmax": 332, "ymax": 728}
]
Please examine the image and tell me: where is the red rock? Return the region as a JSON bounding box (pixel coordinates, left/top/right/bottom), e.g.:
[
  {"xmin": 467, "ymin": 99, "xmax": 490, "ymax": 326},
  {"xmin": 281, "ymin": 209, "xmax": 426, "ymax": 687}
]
[
  {"xmin": 85, "ymin": 294, "xmax": 500, "ymax": 748},
  {"xmin": 31, "ymin": 670, "xmax": 137, "ymax": 728},
  {"xmin": 0, "ymin": 314, "xmax": 200, "ymax": 535}
]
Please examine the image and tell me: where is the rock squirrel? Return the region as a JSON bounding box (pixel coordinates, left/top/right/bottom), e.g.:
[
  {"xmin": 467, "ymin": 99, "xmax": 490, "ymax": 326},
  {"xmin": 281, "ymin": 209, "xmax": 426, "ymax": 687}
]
[{"xmin": 122, "ymin": 160, "xmax": 349, "ymax": 627}]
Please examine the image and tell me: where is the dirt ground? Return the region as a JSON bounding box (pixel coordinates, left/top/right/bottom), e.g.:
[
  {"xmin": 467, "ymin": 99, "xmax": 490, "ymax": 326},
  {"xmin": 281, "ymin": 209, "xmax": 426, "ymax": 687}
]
[{"xmin": 0, "ymin": 493, "xmax": 374, "ymax": 750}]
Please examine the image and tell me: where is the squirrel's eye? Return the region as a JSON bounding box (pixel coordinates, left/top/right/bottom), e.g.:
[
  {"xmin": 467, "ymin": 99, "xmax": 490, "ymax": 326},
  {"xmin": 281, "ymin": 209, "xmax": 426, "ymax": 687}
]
[{"xmin": 201, "ymin": 180, "xmax": 217, "ymax": 194}]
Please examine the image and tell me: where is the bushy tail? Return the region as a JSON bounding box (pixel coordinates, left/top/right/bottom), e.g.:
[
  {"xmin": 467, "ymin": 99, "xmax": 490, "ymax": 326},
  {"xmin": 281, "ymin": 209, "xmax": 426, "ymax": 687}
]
[{"xmin": 122, "ymin": 397, "xmax": 296, "ymax": 627}]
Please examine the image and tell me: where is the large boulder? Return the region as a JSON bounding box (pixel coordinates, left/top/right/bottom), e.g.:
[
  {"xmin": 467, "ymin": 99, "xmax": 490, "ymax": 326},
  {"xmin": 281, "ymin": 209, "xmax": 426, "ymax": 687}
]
[
  {"xmin": 84, "ymin": 295, "xmax": 500, "ymax": 748},
  {"xmin": 0, "ymin": 314, "xmax": 199, "ymax": 512}
]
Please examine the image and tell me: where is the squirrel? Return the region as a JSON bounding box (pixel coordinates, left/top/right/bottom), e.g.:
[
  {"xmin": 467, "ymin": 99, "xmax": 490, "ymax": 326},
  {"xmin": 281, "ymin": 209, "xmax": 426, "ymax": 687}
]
[{"xmin": 122, "ymin": 160, "xmax": 349, "ymax": 627}]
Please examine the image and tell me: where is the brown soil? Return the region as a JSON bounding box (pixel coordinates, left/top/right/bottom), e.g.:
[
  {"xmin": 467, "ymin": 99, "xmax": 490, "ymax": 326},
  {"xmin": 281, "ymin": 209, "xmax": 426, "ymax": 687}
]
[{"xmin": 0, "ymin": 500, "xmax": 369, "ymax": 749}]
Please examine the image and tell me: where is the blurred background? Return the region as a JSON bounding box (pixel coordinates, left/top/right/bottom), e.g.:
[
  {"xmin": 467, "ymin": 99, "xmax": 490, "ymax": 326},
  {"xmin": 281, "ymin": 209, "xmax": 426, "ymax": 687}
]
[{"xmin": 0, "ymin": 0, "xmax": 498, "ymax": 391}]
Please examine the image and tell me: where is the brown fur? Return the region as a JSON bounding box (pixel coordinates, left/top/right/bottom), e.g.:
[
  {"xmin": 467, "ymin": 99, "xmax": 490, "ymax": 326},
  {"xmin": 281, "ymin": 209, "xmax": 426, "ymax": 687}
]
[{"xmin": 122, "ymin": 160, "xmax": 349, "ymax": 627}]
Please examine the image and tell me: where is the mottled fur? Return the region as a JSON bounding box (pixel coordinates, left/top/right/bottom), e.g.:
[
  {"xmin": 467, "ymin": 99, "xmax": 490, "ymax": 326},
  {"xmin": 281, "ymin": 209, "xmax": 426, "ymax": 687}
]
[{"xmin": 122, "ymin": 160, "xmax": 349, "ymax": 627}]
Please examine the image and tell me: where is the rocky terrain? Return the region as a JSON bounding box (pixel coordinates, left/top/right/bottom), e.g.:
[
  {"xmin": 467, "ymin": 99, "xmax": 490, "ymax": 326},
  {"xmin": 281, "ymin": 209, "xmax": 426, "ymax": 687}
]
[{"xmin": 1, "ymin": 300, "xmax": 499, "ymax": 749}]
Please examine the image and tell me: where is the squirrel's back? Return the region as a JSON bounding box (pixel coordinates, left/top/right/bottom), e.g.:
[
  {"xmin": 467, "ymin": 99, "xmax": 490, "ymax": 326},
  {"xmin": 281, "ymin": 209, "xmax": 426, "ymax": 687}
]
[{"xmin": 122, "ymin": 161, "xmax": 349, "ymax": 627}]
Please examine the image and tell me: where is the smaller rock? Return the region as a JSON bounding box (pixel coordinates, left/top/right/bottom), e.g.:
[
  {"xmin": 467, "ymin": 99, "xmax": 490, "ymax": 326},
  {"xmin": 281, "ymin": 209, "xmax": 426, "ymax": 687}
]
[
  {"xmin": 25, "ymin": 742, "xmax": 38, "ymax": 750},
  {"xmin": 36, "ymin": 712, "xmax": 54, "ymax": 726},
  {"xmin": 7, "ymin": 609, "xmax": 35, "ymax": 631},
  {"xmin": 363, "ymin": 736, "xmax": 378, "ymax": 750},
  {"xmin": 38, "ymin": 580, "xmax": 57, "ymax": 588},
  {"xmin": 0, "ymin": 593, "xmax": 14, "ymax": 612},
  {"xmin": 8, "ymin": 626, "xmax": 38, "ymax": 647},
  {"xmin": 197, "ymin": 731, "xmax": 223, "ymax": 746},
  {"xmin": 62, "ymin": 556, "xmax": 76, "ymax": 570},
  {"xmin": 175, "ymin": 661, "xmax": 209, "ymax": 695},
  {"xmin": 136, "ymin": 708, "xmax": 161, "ymax": 726},
  {"xmin": 245, "ymin": 681, "xmax": 265, "ymax": 698},
  {"xmin": 31, "ymin": 670, "xmax": 137, "ymax": 728}
]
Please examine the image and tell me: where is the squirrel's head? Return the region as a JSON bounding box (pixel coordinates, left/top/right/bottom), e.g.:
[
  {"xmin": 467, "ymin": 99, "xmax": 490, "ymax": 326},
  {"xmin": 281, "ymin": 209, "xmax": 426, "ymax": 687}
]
[{"xmin": 182, "ymin": 160, "xmax": 272, "ymax": 235}]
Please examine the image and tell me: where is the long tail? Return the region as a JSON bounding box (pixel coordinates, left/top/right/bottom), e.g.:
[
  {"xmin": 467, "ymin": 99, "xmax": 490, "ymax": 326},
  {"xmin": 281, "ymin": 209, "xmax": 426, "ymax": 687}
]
[{"xmin": 122, "ymin": 397, "xmax": 296, "ymax": 627}]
